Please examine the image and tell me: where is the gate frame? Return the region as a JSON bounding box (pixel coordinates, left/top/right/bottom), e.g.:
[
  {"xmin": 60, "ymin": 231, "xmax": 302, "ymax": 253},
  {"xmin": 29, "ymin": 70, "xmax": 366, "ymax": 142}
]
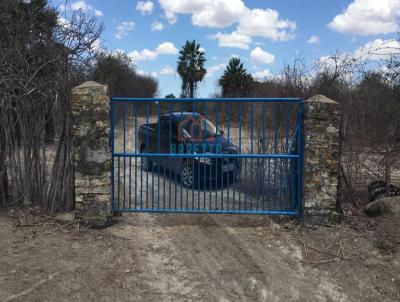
[{"xmin": 110, "ymin": 97, "xmax": 304, "ymax": 217}]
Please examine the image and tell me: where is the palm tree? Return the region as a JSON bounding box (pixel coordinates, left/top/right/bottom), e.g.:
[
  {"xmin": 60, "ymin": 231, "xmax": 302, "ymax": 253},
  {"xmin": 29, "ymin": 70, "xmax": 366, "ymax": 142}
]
[
  {"xmin": 177, "ymin": 40, "xmax": 206, "ymax": 98},
  {"xmin": 219, "ymin": 57, "xmax": 253, "ymax": 97}
]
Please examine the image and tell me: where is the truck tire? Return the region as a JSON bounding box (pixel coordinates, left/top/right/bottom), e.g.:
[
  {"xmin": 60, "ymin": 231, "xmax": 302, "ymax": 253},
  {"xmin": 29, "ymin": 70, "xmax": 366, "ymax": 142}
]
[
  {"xmin": 181, "ymin": 160, "xmax": 195, "ymax": 188},
  {"xmin": 140, "ymin": 146, "xmax": 152, "ymax": 172}
]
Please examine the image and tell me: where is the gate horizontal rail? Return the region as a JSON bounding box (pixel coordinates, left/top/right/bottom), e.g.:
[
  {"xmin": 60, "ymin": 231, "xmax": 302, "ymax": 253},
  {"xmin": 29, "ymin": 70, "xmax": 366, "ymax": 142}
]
[
  {"xmin": 113, "ymin": 153, "xmax": 300, "ymax": 159},
  {"xmin": 112, "ymin": 97, "xmax": 303, "ymax": 103},
  {"xmin": 111, "ymin": 97, "xmax": 303, "ymax": 216},
  {"xmin": 112, "ymin": 208, "xmax": 300, "ymax": 216}
]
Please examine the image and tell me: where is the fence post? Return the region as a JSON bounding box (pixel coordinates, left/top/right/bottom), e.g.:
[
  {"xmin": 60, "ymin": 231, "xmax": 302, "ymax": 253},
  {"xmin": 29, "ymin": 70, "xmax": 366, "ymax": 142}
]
[
  {"xmin": 303, "ymin": 95, "xmax": 341, "ymax": 224},
  {"xmin": 72, "ymin": 81, "xmax": 112, "ymax": 227}
]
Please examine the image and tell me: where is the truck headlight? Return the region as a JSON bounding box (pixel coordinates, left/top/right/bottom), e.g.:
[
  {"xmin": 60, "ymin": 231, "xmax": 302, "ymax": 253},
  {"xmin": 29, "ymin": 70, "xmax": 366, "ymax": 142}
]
[{"xmin": 195, "ymin": 152, "xmax": 212, "ymax": 165}]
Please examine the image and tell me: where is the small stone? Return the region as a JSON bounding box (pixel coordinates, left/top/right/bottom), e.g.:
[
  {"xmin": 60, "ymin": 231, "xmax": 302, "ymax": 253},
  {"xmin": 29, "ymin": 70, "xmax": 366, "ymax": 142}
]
[
  {"xmin": 54, "ymin": 212, "xmax": 75, "ymax": 223},
  {"xmin": 364, "ymin": 196, "xmax": 400, "ymax": 216}
]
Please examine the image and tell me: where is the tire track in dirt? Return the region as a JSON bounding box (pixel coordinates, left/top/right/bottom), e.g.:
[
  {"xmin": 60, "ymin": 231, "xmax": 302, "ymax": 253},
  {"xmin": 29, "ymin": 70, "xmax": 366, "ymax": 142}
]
[{"xmin": 109, "ymin": 213, "xmax": 350, "ymax": 301}]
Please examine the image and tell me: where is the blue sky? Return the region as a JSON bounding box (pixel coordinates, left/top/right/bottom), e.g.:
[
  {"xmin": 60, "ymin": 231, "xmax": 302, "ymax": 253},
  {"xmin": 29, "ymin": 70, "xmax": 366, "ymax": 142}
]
[{"xmin": 55, "ymin": 0, "xmax": 400, "ymax": 97}]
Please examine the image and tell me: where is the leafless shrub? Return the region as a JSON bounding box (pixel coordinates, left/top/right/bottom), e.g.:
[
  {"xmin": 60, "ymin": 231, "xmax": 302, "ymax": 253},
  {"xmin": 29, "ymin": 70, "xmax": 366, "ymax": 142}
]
[
  {"xmin": 251, "ymin": 48, "xmax": 400, "ymax": 206},
  {"xmin": 0, "ymin": 0, "xmax": 103, "ymax": 211}
]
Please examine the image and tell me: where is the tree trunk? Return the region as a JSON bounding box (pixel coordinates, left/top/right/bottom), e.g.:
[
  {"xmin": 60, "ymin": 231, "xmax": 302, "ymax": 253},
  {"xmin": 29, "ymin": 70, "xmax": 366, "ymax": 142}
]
[
  {"xmin": 385, "ymin": 146, "xmax": 391, "ymax": 195},
  {"xmin": 337, "ymin": 113, "xmax": 347, "ymax": 207},
  {"xmin": 189, "ymin": 81, "xmax": 194, "ymax": 98},
  {"xmin": 0, "ymin": 164, "xmax": 7, "ymax": 206}
]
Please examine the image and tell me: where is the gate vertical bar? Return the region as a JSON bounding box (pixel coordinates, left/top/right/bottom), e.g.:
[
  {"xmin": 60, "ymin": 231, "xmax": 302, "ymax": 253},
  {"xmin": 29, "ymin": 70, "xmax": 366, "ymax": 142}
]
[
  {"xmin": 297, "ymin": 101, "xmax": 304, "ymax": 216},
  {"xmin": 110, "ymin": 98, "xmax": 115, "ymax": 211},
  {"xmin": 123, "ymin": 102, "xmax": 126, "ymax": 210}
]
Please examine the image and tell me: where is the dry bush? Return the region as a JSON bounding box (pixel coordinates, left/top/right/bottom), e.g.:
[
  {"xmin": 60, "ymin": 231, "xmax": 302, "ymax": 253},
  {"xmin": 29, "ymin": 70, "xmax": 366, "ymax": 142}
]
[
  {"xmin": 0, "ymin": 0, "xmax": 103, "ymax": 211},
  {"xmin": 251, "ymin": 51, "xmax": 400, "ymax": 207}
]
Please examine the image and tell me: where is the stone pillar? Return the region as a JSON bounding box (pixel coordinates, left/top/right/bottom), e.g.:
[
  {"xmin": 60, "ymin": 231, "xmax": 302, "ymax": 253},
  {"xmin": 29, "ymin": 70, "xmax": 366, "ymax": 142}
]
[
  {"xmin": 303, "ymin": 95, "xmax": 341, "ymax": 224},
  {"xmin": 72, "ymin": 81, "xmax": 112, "ymax": 227}
]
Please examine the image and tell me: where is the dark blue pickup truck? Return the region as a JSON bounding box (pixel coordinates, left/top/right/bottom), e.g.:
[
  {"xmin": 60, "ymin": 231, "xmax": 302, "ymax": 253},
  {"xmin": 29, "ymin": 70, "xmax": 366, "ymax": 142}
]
[{"xmin": 138, "ymin": 112, "xmax": 241, "ymax": 187}]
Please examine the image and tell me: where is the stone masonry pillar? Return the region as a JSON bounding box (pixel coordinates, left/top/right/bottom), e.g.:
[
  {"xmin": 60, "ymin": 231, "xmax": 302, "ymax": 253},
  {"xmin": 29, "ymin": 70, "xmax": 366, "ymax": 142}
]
[
  {"xmin": 72, "ymin": 81, "xmax": 112, "ymax": 227},
  {"xmin": 303, "ymin": 95, "xmax": 341, "ymax": 224}
]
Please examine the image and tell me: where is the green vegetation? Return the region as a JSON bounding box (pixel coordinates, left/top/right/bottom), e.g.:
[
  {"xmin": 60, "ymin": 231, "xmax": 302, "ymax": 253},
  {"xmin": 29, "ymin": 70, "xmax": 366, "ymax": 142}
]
[
  {"xmin": 218, "ymin": 58, "xmax": 253, "ymax": 98},
  {"xmin": 177, "ymin": 40, "xmax": 206, "ymax": 98},
  {"xmin": 91, "ymin": 52, "xmax": 157, "ymax": 98}
]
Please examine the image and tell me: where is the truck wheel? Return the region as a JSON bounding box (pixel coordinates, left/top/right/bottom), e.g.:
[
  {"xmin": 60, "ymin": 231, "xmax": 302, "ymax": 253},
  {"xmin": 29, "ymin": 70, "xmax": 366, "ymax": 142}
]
[
  {"xmin": 181, "ymin": 160, "xmax": 195, "ymax": 188},
  {"xmin": 141, "ymin": 147, "xmax": 152, "ymax": 171}
]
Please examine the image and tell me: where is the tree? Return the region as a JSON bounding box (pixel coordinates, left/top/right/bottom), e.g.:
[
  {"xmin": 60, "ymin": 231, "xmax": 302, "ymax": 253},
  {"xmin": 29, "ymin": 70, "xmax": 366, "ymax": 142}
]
[
  {"xmin": 356, "ymin": 71, "xmax": 400, "ymax": 195},
  {"xmin": 215, "ymin": 58, "xmax": 253, "ymax": 123},
  {"xmin": 0, "ymin": 0, "xmax": 103, "ymax": 210},
  {"xmin": 177, "ymin": 40, "xmax": 206, "ymax": 98},
  {"xmin": 218, "ymin": 57, "xmax": 253, "ymax": 97},
  {"xmin": 90, "ymin": 52, "xmax": 158, "ymax": 98},
  {"xmin": 165, "ymin": 93, "xmax": 176, "ymax": 98}
]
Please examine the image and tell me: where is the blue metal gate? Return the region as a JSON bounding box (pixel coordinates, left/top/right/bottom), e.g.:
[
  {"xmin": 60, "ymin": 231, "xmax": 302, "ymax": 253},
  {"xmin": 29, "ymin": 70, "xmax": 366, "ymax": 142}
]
[{"xmin": 111, "ymin": 98, "xmax": 303, "ymax": 216}]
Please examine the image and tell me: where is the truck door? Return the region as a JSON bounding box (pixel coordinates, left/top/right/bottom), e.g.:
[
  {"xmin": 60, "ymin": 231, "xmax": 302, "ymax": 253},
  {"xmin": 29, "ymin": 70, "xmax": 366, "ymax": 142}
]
[{"xmin": 158, "ymin": 117, "xmax": 177, "ymax": 169}]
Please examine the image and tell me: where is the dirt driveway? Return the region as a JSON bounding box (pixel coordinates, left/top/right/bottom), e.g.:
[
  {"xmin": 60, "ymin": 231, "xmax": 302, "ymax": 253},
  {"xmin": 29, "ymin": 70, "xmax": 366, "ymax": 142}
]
[{"xmin": 0, "ymin": 209, "xmax": 399, "ymax": 301}]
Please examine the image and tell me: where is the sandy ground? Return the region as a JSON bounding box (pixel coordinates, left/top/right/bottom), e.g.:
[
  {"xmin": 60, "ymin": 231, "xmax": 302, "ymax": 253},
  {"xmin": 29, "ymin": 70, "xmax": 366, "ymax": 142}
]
[{"xmin": 0, "ymin": 208, "xmax": 399, "ymax": 302}]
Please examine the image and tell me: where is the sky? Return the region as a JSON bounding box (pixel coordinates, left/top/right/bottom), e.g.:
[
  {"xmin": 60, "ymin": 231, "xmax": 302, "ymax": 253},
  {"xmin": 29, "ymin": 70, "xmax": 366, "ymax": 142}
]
[{"xmin": 55, "ymin": 0, "xmax": 400, "ymax": 97}]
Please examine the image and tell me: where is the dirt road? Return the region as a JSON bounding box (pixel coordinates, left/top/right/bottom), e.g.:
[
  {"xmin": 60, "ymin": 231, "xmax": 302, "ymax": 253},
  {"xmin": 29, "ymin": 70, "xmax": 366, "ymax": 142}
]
[
  {"xmin": 108, "ymin": 214, "xmax": 347, "ymax": 301},
  {"xmin": 0, "ymin": 210, "xmax": 399, "ymax": 301}
]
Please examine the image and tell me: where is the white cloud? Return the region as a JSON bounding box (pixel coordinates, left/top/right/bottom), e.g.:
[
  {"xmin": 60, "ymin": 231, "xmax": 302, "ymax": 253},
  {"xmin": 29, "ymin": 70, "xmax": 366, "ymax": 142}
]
[
  {"xmin": 57, "ymin": 16, "xmax": 71, "ymax": 27},
  {"xmin": 129, "ymin": 42, "xmax": 178, "ymax": 62},
  {"xmin": 250, "ymin": 47, "xmax": 275, "ymax": 65},
  {"xmin": 317, "ymin": 56, "xmax": 338, "ymax": 70},
  {"xmin": 159, "ymin": 0, "xmax": 246, "ymax": 27},
  {"xmin": 209, "ymin": 31, "xmax": 252, "ymax": 49},
  {"xmin": 115, "ymin": 21, "xmax": 135, "ymax": 39},
  {"xmin": 328, "ymin": 0, "xmax": 400, "ymax": 36},
  {"xmin": 70, "ymin": 0, "xmax": 103, "ymax": 16},
  {"xmin": 137, "ymin": 69, "xmax": 158, "ymax": 78},
  {"xmin": 238, "ymin": 8, "xmax": 296, "ymax": 41},
  {"xmin": 307, "ymin": 35, "xmax": 320, "ymax": 44},
  {"xmin": 164, "ymin": 10, "xmax": 178, "ymax": 24},
  {"xmin": 159, "ymin": 0, "xmax": 296, "ymax": 46},
  {"xmin": 252, "ymin": 69, "xmax": 273, "ymax": 81},
  {"xmin": 159, "ymin": 65, "xmax": 174, "ymax": 75},
  {"xmin": 206, "ymin": 63, "xmax": 226, "ymax": 77},
  {"xmin": 354, "ymin": 39, "xmax": 400, "ymax": 60},
  {"xmin": 151, "ymin": 21, "xmax": 164, "ymax": 31},
  {"xmin": 129, "ymin": 49, "xmax": 157, "ymax": 61},
  {"xmin": 71, "ymin": 0, "xmax": 90, "ymax": 11},
  {"xmin": 155, "ymin": 42, "xmax": 178, "ymax": 54},
  {"xmin": 94, "ymin": 9, "xmax": 103, "ymax": 17},
  {"xmin": 112, "ymin": 49, "xmax": 125, "ymax": 56},
  {"xmin": 91, "ymin": 38, "xmax": 101, "ymax": 51},
  {"xmin": 59, "ymin": 3, "xmax": 67, "ymax": 12},
  {"xmin": 316, "ymin": 39, "xmax": 400, "ymax": 79},
  {"xmin": 136, "ymin": 1, "xmax": 154, "ymax": 15}
]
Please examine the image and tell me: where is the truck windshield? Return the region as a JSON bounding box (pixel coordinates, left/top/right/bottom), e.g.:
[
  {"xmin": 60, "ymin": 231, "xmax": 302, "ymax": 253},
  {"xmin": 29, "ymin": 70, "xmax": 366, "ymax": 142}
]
[
  {"xmin": 181, "ymin": 116, "xmax": 217, "ymax": 139},
  {"xmin": 200, "ymin": 118, "xmax": 217, "ymax": 138}
]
